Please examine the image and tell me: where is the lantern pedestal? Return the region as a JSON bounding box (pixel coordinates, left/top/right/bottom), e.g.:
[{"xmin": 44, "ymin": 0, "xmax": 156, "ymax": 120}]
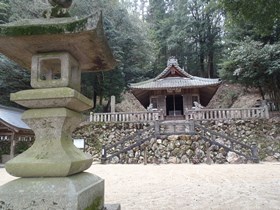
[
  {"xmin": 0, "ymin": 10, "xmax": 119, "ymax": 209},
  {"xmin": 5, "ymin": 108, "xmax": 93, "ymax": 177}
]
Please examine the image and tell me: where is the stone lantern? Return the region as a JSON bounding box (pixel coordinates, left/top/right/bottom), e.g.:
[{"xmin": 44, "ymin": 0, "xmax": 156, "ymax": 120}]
[{"xmin": 0, "ymin": 2, "xmax": 119, "ymax": 209}]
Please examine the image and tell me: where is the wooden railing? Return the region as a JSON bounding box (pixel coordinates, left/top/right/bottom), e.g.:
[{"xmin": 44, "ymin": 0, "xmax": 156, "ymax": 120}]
[
  {"xmin": 185, "ymin": 106, "xmax": 269, "ymax": 121},
  {"xmin": 90, "ymin": 106, "xmax": 269, "ymax": 123},
  {"xmin": 90, "ymin": 111, "xmax": 163, "ymax": 123}
]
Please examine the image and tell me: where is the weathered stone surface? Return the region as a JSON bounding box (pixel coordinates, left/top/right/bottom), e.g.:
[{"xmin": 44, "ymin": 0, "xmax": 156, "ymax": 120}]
[
  {"xmin": 181, "ymin": 155, "xmax": 189, "ymax": 163},
  {"xmin": 5, "ymin": 108, "xmax": 92, "ymax": 177},
  {"xmin": 167, "ymin": 142, "xmax": 175, "ymax": 151},
  {"xmin": 0, "ymin": 16, "xmax": 117, "ymax": 72},
  {"xmin": 274, "ymin": 153, "xmax": 280, "ymax": 160},
  {"xmin": 264, "ymin": 156, "xmax": 278, "ymax": 162},
  {"xmin": 195, "ymin": 148, "xmax": 205, "ymax": 159},
  {"xmin": 104, "ymin": 204, "xmax": 121, "ymax": 210},
  {"xmin": 168, "ymin": 156, "xmax": 177, "ymax": 164},
  {"xmin": 226, "ymin": 151, "xmax": 246, "ymax": 164},
  {"xmin": 11, "ymin": 87, "xmax": 93, "ymax": 111},
  {"xmin": 73, "ymin": 118, "xmax": 280, "ymax": 164},
  {"xmin": 31, "ymin": 52, "xmax": 81, "ymax": 91},
  {"xmin": 111, "ymin": 156, "xmax": 120, "ymax": 164},
  {"xmin": 0, "ymin": 172, "xmax": 104, "ymax": 210},
  {"xmin": 167, "ymin": 135, "xmax": 178, "ymax": 141},
  {"xmin": 179, "ymin": 135, "xmax": 191, "ymax": 141}
]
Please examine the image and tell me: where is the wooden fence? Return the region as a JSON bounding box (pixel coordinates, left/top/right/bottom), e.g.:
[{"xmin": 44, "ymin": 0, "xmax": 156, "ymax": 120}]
[
  {"xmin": 90, "ymin": 111, "xmax": 163, "ymax": 123},
  {"xmin": 185, "ymin": 106, "xmax": 269, "ymax": 121},
  {"xmin": 90, "ymin": 106, "xmax": 269, "ymax": 123}
]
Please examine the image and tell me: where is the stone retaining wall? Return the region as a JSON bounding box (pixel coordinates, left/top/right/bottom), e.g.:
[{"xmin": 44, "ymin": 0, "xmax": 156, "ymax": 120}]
[{"xmin": 74, "ymin": 118, "xmax": 280, "ymax": 164}]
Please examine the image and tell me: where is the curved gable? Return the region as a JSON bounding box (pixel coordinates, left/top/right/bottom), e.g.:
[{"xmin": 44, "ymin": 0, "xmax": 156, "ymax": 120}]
[{"xmin": 155, "ymin": 58, "xmax": 192, "ymax": 80}]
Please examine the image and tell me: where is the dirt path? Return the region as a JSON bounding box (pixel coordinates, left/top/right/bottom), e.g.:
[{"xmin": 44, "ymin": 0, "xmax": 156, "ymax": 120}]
[{"xmin": 1, "ymin": 163, "xmax": 280, "ymax": 210}]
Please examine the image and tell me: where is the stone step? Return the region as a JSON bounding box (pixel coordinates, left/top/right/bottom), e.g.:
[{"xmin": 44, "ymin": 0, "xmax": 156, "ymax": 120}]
[
  {"xmin": 162, "ymin": 125, "xmax": 188, "ymax": 133},
  {"xmin": 104, "ymin": 204, "xmax": 121, "ymax": 210}
]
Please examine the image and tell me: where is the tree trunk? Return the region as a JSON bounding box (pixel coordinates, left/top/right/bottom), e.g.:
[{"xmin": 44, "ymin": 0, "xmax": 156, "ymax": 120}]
[
  {"xmin": 99, "ymin": 95, "xmax": 103, "ymax": 106},
  {"xmin": 199, "ymin": 52, "xmax": 205, "ymax": 76},
  {"xmin": 104, "ymin": 98, "xmax": 111, "ymax": 112},
  {"xmin": 258, "ymin": 86, "xmax": 265, "ymax": 100},
  {"xmin": 207, "ymin": 51, "xmax": 214, "ymax": 78},
  {"xmin": 92, "ymin": 88, "xmax": 97, "ymax": 109}
]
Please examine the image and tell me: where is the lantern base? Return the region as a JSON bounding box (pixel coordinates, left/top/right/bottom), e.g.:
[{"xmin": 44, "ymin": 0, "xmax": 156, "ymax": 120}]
[{"xmin": 0, "ymin": 172, "xmax": 104, "ymax": 210}]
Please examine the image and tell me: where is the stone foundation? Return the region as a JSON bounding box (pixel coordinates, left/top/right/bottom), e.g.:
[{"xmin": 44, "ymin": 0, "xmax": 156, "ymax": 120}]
[
  {"xmin": 0, "ymin": 172, "xmax": 104, "ymax": 210},
  {"xmin": 74, "ymin": 119, "xmax": 280, "ymax": 164}
]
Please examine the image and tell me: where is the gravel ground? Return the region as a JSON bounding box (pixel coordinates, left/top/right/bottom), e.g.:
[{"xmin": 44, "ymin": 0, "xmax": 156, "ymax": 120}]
[{"xmin": 0, "ymin": 162, "xmax": 280, "ymax": 210}]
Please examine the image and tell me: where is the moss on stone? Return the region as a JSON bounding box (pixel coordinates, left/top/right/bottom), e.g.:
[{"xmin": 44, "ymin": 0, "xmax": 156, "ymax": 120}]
[
  {"xmin": 0, "ymin": 17, "xmax": 88, "ymax": 36},
  {"xmin": 84, "ymin": 196, "xmax": 103, "ymax": 210}
]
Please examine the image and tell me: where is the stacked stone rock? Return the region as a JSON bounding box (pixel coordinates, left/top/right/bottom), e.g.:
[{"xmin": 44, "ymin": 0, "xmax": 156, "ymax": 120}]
[{"xmin": 74, "ymin": 119, "xmax": 280, "ymax": 164}]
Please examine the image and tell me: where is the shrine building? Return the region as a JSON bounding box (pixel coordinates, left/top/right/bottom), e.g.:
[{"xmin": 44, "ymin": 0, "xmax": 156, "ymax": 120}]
[{"xmin": 130, "ymin": 57, "xmax": 221, "ymax": 119}]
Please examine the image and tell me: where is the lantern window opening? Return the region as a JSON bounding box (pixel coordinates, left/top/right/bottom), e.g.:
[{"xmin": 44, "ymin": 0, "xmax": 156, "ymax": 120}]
[{"xmin": 39, "ymin": 58, "xmax": 62, "ymax": 81}]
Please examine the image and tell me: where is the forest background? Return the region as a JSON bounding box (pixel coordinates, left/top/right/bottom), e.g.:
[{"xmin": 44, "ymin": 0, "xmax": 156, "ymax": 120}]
[{"xmin": 0, "ymin": 0, "xmax": 279, "ymax": 111}]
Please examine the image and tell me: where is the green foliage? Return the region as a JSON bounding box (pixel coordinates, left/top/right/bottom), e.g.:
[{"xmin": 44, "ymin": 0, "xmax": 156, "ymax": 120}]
[
  {"xmin": 8, "ymin": 0, "xmax": 51, "ymax": 21},
  {"xmin": 0, "ymin": 141, "xmax": 10, "ymax": 155},
  {"xmin": 147, "ymin": 0, "xmax": 223, "ymax": 78},
  {"xmin": 15, "ymin": 140, "xmax": 34, "ymax": 154},
  {"xmin": 219, "ymin": 39, "xmax": 280, "ymax": 107},
  {"xmin": 69, "ymin": 0, "xmax": 100, "ymax": 16},
  {"xmin": 2, "ymin": 0, "xmax": 279, "ymax": 112},
  {"xmin": 219, "ymin": 0, "xmax": 280, "ymax": 109},
  {"xmin": 1, "ymin": 0, "xmax": 153, "ymax": 112},
  {"xmin": 80, "ymin": 0, "xmax": 154, "ymax": 111},
  {"xmin": 146, "ymin": 0, "xmax": 172, "ymax": 76},
  {"xmin": 0, "ymin": 0, "xmax": 11, "ymax": 24},
  {"xmin": 0, "ymin": 55, "xmax": 31, "ymax": 106},
  {"xmin": 220, "ymin": 0, "xmax": 280, "ymax": 37},
  {"xmin": 0, "ymin": 140, "xmax": 33, "ymax": 159}
]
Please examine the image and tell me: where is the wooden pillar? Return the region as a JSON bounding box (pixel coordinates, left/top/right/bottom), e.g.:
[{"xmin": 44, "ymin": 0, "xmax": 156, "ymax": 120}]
[
  {"xmin": 155, "ymin": 120, "xmax": 160, "ymax": 136},
  {"xmin": 110, "ymin": 95, "xmax": 116, "ymax": 113},
  {"xmin": 189, "ymin": 120, "xmax": 195, "ymax": 134},
  {"xmin": 173, "ymin": 93, "xmax": 176, "ymax": 116},
  {"xmin": 264, "ymin": 105, "xmax": 269, "ymax": 119},
  {"xmin": 101, "ymin": 145, "xmax": 107, "ymax": 164},
  {"xmin": 251, "ymin": 142, "xmax": 259, "ymax": 163},
  {"xmin": 89, "ymin": 111, "xmax": 93, "ymax": 122},
  {"xmin": 10, "ymin": 132, "xmax": 16, "ymax": 159},
  {"xmin": 144, "ymin": 147, "xmax": 147, "ymax": 165}
]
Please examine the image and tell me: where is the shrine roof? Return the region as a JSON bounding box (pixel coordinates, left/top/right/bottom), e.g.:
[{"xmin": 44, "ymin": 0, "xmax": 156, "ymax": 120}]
[
  {"xmin": 130, "ymin": 58, "xmax": 221, "ymax": 90},
  {"xmin": 130, "ymin": 77, "xmax": 220, "ymax": 90},
  {"xmin": 0, "ymin": 105, "xmax": 30, "ymax": 131}
]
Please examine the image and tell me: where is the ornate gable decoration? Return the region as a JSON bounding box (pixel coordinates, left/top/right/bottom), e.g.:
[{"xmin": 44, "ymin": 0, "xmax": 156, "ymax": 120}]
[{"xmin": 155, "ymin": 57, "xmax": 192, "ymax": 80}]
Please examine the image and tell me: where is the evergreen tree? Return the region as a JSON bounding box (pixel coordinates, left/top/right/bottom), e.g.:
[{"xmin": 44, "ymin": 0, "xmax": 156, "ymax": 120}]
[
  {"xmin": 169, "ymin": 0, "xmax": 223, "ymax": 77},
  {"xmin": 219, "ymin": 0, "xmax": 280, "ymax": 108},
  {"xmin": 0, "ymin": 0, "xmax": 10, "ymax": 24},
  {"xmin": 219, "ymin": 39, "xmax": 280, "ymax": 109},
  {"xmin": 0, "ymin": 55, "xmax": 31, "ymax": 106},
  {"xmin": 220, "ymin": 0, "xmax": 280, "ymax": 37},
  {"xmin": 147, "ymin": 0, "xmax": 173, "ymax": 76},
  {"xmin": 1, "ymin": 0, "xmax": 154, "ymax": 111}
]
